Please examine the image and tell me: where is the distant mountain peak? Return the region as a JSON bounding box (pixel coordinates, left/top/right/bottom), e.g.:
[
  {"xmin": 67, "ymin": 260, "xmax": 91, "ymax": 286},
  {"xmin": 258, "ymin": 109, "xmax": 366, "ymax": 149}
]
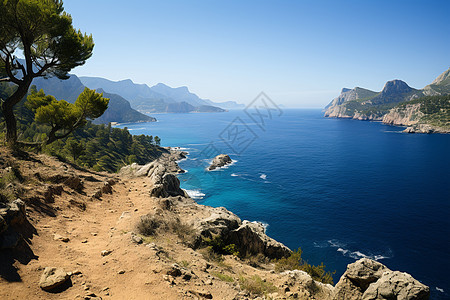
[
  {"xmin": 381, "ymin": 79, "xmax": 412, "ymax": 95},
  {"xmin": 341, "ymin": 88, "xmax": 351, "ymax": 94},
  {"xmin": 431, "ymin": 67, "xmax": 450, "ymax": 85}
]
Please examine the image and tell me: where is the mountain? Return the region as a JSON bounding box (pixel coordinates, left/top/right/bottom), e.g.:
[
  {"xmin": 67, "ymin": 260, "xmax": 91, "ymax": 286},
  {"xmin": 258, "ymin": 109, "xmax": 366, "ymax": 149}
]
[
  {"xmin": 32, "ymin": 75, "xmax": 155, "ymax": 124},
  {"xmin": 324, "ymin": 67, "xmax": 450, "ymax": 132},
  {"xmin": 80, "ymin": 77, "xmax": 243, "ymax": 112},
  {"xmin": 94, "ymin": 89, "xmax": 156, "ymax": 124}
]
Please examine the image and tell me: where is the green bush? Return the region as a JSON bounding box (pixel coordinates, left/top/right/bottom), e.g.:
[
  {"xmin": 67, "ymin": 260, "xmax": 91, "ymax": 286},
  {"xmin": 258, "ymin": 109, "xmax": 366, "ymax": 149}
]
[
  {"xmin": 203, "ymin": 236, "xmax": 240, "ymax": 256},
  {"xmin": 275, "ymin": 248, "xmax": 335, "ymax": 285},
  {"xmin": 239, "ymin": 274, "xmax": 277, "ymax": 296}
]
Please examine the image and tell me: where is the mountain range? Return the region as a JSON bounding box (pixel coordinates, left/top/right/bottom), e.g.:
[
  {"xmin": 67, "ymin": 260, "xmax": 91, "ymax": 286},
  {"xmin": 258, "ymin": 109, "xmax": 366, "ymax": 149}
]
[
  {"xmin": 32, "ymin": 75, "xmax": 156, "ymax": 124},
  {"xmin": 324, "ymin": 67, "xmax": 450, "ymax": 133},
  {"xmin": 79, "ymin": 77, "xmax": 244, "ymax": 113}
]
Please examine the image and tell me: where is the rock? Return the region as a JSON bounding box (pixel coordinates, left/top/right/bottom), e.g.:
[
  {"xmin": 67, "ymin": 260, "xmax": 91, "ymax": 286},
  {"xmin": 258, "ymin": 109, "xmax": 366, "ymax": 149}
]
[
  {"xmin": 193, "ymin": 207, "xmax": 242, "ymax": 242},
  {"xmin": 39, "ymin": 267, "xmax": 70, "ymax": 291},
  {"xmin": 227, "ymin": 220, "xmax": 291, "ymax": 259},
  {"xmin": 131, "ymin": 234, "xmax": 143, "ymax": 244},
  {"xmin": 118, "ymin": 270, "xmax": 125, "ymax": 274},
  {"xmin": 44, "ymin": 185, "xmax": 64, "ymax": 202},
  {"xmin": 7, "ymin": 199, "xmax": 26, "ymax": 225},
  {"xmin": 150, "ymin": 174, "xmax": 187, "ymax": 198},
  {"xmin": 101, "ymin": 250, "xmax": 112, "ymax": 256},
  {"xmin": 63, "ymin": 175, "xmax": 84, "ymax": 192},
  {"xmin": 53, "ymin": 234, "xmax": 70, "ymax": 243},
  {"xmin": 208, "ymin": 154, "xmax": 232, "ymax": 171},
  {"xmin": 333, "ymin": 258, "xmax": 430, "ymax": 300},
  {"xmin": 403, "ymin": 126, "xmax": 416, "ymax": 133},
  {"xmin": 92, "ymin": 189, "xmax": 102, "ymax": 199},
  {"xmin": 364, "ymin": 271, "xmax": 430, "ymax": 300},
  {"xmin": 167, "ymin": 264, "xmax": 182, "ymax": 277},
  {"xmin": 101, "ymin": 182, "xmax": 113, "ymax": 194}
]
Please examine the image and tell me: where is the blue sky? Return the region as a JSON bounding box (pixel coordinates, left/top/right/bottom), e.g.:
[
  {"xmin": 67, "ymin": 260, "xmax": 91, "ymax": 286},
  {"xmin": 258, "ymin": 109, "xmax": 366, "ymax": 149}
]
[{"xmin": 64, "ymin": 0, "xmax": 450, "ymax": 107}]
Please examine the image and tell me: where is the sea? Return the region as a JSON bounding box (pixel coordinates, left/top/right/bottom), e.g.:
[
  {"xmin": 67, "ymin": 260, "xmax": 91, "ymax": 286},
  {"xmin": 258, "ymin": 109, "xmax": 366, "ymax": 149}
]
[{"xmin": 117, "ymin": 109, "xmax": 450, "ymax": 299}]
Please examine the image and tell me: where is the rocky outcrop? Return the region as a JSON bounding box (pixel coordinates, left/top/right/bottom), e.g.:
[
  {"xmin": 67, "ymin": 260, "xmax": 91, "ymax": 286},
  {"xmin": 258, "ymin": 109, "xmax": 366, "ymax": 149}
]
[
  {"xmin": 119, "ymin": 149, "xmax": 187, "ymax": 198},
  {"xmin": 227, "ymin": 221, "xmax": 291, "ymax": 259},
  {"xmin": 0, "ymin": 199, "xmax": 27, "ymax": 249},
  {"xmin": 208, "ymin": 154, "xmax": 232, "ymax": 171},
  {"xmin": 150, "ymin": 174, "xmax": 187, "ymax": 198},
  {"xmin": 333, "ymin": 258, "xmax": 429, "ymax": 300}
]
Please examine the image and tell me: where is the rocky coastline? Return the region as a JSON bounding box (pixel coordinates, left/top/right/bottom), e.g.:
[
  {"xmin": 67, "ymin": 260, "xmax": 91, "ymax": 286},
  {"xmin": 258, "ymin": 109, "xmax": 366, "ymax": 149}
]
[
  {"xmin": 118, "ymin": 148, "xmax": 431, "ymax": 299},
  {"xmin": 0, "ymin": 147, "xmax": 431, "ymax": 299}
]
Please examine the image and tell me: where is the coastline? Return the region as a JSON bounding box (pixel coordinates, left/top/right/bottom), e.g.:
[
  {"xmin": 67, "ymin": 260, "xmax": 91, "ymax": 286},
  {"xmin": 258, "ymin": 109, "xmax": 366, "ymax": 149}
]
[{"xmin": 0, "ymin": 146, "xmax": 431, "ymax": 299}]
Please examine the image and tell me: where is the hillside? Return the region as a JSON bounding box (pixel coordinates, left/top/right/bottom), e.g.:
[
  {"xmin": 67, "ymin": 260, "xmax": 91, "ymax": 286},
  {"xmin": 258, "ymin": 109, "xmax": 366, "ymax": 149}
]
[
  {"xmin": 0, "ymin": 148, "xmax": 430, "ymax": 299},
  {"xmin": 324, "ymin": 67, "xmax": 450, "ymax": 132},
  {"xmin": 32, "ymin": 76, "xmax": 155, "ymax": 124},
  {"xmin": 80, "ymin": 77, "xmax": 243, "ymax": 112}
]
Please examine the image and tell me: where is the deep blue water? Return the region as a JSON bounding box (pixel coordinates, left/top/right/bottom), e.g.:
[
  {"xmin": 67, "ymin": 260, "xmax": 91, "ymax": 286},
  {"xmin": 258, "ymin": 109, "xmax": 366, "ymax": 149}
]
[{"xmin": 118, "ymin": 109, "xmax": 450, "ymax": 298}]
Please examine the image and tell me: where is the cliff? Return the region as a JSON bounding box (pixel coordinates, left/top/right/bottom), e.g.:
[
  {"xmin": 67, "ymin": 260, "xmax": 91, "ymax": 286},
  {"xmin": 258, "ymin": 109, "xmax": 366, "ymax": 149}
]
[
  {"xmin": 324, "ymin": 68, "xmax": 450, "ymax": 133},
  {"xmin": 0, "ymin": 147, "xmax": 430, "ymax": 299}
]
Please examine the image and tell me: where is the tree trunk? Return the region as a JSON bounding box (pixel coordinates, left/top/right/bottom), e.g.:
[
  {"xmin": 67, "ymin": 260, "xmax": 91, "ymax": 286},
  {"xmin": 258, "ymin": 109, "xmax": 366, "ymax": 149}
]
[
  {"xmin": 2, "ymin": 101, "xmax": 17, "ymax": 146},
  {"xmin": 2, "ymin": 80, "xmax": 32, "ymax": 147}
]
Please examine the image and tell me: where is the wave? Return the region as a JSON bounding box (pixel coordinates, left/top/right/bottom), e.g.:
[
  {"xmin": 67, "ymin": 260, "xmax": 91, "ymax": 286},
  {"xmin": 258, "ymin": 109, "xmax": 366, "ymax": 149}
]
[
  {"xmin": 127, "ymin": 127, "xmax": 146, "ymax": 131},
  {"xmin": 260, "ymin": 174, "xmax": 267, "ymax": 180},
  {"xmin": 185, "ymin": 189, "xmax": 205, "ymax": 200},
  {"xmin": 317, "ymin": 239, "xmax": 393, "ymax": 261},
  {"xmin": 436, "ymin": 287, "xmax": 445, "ymax": 293},
  {"xmin": 231, "ymin": 173, "xmax": 239, "ymax": 177}
]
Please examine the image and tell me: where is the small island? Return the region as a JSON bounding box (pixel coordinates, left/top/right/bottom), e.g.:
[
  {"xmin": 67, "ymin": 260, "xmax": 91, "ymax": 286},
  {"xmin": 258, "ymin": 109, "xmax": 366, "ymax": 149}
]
[{"xmin": 208, "ymin": 154, "xmax": 233, "ymax": 171}]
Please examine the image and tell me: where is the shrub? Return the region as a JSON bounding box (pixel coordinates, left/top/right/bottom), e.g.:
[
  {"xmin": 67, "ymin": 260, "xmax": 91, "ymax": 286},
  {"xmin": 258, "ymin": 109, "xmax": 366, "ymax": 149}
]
[
  {"xmin": 135, "ymin": 213, "xmax": 195, "ymax": 245},
  {"xmin": 274, "ymin": 248, "xmax": 335, "ymax": 285},
  {"xmin": 203, "ymin": 236, "xmax": 240, "ymax": 256},
  {"xmin": 239, "ymin": 275, "xmax": 277, "ymax": 296},
  {"xmin": 135, "ymin": 214, "xmax": 167, "ymax": 236},
  {"xmin": 211, "ymin": 271, "xmax": 234, "ymax": 283}
]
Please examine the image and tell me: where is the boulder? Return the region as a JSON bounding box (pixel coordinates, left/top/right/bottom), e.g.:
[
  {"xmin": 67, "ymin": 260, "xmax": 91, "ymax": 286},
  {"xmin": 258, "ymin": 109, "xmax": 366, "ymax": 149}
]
[
  {"xmin": 39, "ymin": 267, "xmax": 70, "ymax": 291},
  {"xmin": 150, "ymin": 174, "xmax": 187, "ymax": 198},
  {"xmin": 333, "ymin": 258, "xmax": 429, "ymax": 300},
  {"xmin": 227, "ymin": 220, "xmax": 291, "ymax": 259},
  {"xmin": 364, "ymin": 271, "xmax": 430, "ymax": 300},
  {"xmin": 193, "ymin": 207, "xmax": 242, "ymax": 239},
  {"xmin": 208, "ymin": 154, "xmax": 232, "ymax": 171}
]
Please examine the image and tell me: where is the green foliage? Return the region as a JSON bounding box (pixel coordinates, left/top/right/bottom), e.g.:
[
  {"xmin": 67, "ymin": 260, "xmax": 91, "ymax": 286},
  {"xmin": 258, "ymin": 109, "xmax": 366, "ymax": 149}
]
[
  {"xmin": 26, "ymin": 87, "xmax": 109, "ymax": 144},
  {"xmin": 203, "ymin": 236, "xmax": 240, "ymax": 257},
  {"xmin": 275, "ymin": 248, "xmax": 335, "ymax": 285},
  {"xmin": 0, "ymin": 166, "xmax": 23, "ymax": 204},
  {"xmin": 0, "ymin": 0, "xmax": 94, "ymax": 80},
  {"xmin": 396, "ymin": 94, "xmax": 450, "ymax": 129},
  {"xmin": 239, "ymin": 275, "xmax": 277, "ymax": 296},
  {"xmin": 275, "ymin": 247, "xmax": 303, "ymax": 272},
  {"xmin": 1, "ymin": 0, "xmax": 95, "ymax": 145},
  {"xmin": 211, "ymin": 271, "xmax": 234, "ymax": 283}
]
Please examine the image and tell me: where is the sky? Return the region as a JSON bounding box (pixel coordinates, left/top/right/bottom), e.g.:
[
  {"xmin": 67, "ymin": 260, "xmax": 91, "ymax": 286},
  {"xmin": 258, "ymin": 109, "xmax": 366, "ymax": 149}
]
[{"xmin": 64, "ymin": 0, "xmax": 450, "ymax": 108}]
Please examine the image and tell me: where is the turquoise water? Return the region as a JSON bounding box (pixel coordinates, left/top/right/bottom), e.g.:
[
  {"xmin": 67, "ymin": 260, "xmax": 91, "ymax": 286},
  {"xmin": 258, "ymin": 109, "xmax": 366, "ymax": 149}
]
[{"xmin": 118, "ymin": 109, "xmax": 450, "ymax": 298}]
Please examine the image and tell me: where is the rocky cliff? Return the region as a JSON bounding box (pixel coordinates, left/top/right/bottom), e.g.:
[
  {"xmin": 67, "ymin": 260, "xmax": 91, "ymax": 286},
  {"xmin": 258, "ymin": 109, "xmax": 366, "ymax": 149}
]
[{"xmin": 324, "ymin": 68, "xmax": 450, "ymax": 133}]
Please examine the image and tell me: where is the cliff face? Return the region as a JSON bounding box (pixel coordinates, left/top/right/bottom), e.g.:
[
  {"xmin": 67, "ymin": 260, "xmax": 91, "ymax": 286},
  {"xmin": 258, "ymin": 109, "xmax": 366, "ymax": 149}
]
[
  {"xmin": 382, "ymin": 103, "xmax": 422, "ymax": 126},
  {"xmin": 324, "ymin": 68, "xmax": 450, "ymax": 133}
]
